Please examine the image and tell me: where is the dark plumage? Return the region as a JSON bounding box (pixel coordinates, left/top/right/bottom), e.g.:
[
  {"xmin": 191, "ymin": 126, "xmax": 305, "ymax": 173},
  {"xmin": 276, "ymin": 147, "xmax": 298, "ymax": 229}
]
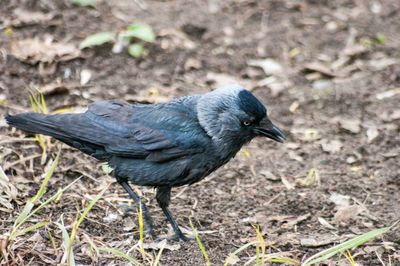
[{"xmin": 6, "ymin": 84, "xmax": 285, "ymax": 241}]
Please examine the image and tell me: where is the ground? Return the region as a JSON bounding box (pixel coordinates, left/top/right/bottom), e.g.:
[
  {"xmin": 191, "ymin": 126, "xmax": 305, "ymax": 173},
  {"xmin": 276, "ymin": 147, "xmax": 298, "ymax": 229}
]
[{"xmin": 1, "ymin": 0, "xmax": 400, "ymax": 265}]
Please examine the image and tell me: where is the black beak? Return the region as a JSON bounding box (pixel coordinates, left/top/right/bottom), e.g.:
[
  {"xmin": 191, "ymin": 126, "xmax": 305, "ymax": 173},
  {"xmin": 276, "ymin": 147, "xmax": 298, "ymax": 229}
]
[{"xmin": 253, "ymin": 117, "xmax": 286, "ymax": 143}]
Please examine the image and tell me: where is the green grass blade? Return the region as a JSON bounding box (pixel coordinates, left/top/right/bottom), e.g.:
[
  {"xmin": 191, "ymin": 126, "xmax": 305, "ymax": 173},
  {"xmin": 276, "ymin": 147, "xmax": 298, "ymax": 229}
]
[
  {"xmin": 99, "ymin": 247, "xmax": 140, "ymax": 265},
  {"xmin": 190, "ymin": 220, "xmax": 210, "ymax": 266},
  {"xmin": 10, "ymin": 176, "xmax": 82, "ymax": 239},
  {"xmin": 302, "ymin": 222, "xmax": 397, "ymax": 265},
  {"xmin": 153, "ymin": 242, "xmax": 165, "ymax": 266},
  {"xmin": 54, "ymin": 221, "xmax": 75, "ymax": 266},
  {"xmin": 224, "ymin": 241, "xmax": 258, "ymax": 266},
  {"xmin": 14, "ymin": 201, "xmax": 34, "ymax": 227},
  {"xmin": 71, "ymin": 0, "xmax": 96, "ymax": 8},
  {"xmin": 79, "ymin": 32, "xmax": 115, "ymax": 49},
  {"xmin": 32, "ymin": 150, "xmax": 61, "ymax": 202},
  {"xmin": 13, "ymin": 150, "xmax": 61, "ymax": 227},
  {"xmin": 14, "ymin": 221, "xmax": 50, "ymax": 238}
]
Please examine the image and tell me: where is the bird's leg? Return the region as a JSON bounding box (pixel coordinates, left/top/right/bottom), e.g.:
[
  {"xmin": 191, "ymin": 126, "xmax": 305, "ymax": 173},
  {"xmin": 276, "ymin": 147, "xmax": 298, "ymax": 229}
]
[
  {"xmin": 156, "ymin": 186, "xmax": 191, "ymax": 242},
  {"xmin": 118, "ymin": 181, "xmax": 155, "ymax": 238}
]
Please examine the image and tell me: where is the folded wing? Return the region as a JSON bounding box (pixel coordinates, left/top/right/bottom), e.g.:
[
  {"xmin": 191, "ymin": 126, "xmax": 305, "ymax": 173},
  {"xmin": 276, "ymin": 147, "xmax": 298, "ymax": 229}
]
[{"xmin": 6, "ymin": 100, "xmax": 208, "ymax": 162}]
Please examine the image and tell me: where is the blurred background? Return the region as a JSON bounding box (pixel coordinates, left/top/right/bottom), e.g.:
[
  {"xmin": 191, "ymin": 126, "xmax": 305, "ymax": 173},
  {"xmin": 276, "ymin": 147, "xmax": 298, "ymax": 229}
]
[{"xmin": 1, "ymin": 0, "xmax": 399, "ymax": 265}]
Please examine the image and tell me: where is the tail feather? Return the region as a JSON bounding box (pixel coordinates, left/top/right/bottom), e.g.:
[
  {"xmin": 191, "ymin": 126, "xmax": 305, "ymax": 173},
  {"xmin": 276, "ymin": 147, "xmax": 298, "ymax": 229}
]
[
  {"xmin": 6, "ymin": 113, "xmax": 109, "ymax": 160},
  {"xmin": 6, "ymin": 113, "xmax": 69, "ymax": 139}
]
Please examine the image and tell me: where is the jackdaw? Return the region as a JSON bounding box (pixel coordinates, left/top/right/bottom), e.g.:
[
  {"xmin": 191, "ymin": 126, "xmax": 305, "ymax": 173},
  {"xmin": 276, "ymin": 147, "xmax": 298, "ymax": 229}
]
[{"xmin": 6, "ymin": 84, "xmax": 285, "ymax": 241}]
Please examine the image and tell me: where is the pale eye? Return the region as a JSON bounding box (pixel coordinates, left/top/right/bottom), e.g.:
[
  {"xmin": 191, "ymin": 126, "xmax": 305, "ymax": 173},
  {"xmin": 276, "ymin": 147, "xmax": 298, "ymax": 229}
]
[{"xmin": 243, "ymin": 121, "xmax": 251, "ymax": 126}]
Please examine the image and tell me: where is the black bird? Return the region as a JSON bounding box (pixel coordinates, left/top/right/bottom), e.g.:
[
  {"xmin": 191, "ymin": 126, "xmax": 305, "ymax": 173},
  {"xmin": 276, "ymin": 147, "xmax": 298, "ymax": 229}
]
[{"xmin": 6, "ymin": 84, "xmax": 285, "ymax": 241}]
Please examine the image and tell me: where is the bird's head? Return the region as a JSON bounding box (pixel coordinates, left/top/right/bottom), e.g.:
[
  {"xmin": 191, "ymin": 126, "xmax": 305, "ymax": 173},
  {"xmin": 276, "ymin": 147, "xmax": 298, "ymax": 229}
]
[{"xmin": 197, "ymin": 84, "xmax": 285, "ymax": 146}]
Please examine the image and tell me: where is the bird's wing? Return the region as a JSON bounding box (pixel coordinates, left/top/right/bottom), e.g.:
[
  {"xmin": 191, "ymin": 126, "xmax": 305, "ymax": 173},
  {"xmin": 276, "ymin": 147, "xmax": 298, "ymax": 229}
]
[{"xmin": 81, "ymin": 101, "xmax": 208, "ymax": 162}]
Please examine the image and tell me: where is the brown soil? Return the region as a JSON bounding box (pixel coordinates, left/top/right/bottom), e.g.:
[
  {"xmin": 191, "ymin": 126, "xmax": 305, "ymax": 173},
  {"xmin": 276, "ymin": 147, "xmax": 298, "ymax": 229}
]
[{"xmin": 1, "ymin": 0, "xmax": 399, "ymax": 265}]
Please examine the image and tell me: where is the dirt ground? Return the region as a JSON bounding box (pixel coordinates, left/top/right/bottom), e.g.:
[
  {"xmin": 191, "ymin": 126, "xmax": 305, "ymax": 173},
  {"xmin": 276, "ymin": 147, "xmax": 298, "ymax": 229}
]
[{"xmin": 1, "ymin": 0, "xmax": 400, "ymax": 265}]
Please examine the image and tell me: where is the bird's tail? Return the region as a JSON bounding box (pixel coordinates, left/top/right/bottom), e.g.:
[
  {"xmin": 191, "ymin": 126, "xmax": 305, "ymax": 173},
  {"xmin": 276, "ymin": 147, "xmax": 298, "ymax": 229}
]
[{"xmin": 6, "ymin": 113, "xmax": 74, "ymax": 140}]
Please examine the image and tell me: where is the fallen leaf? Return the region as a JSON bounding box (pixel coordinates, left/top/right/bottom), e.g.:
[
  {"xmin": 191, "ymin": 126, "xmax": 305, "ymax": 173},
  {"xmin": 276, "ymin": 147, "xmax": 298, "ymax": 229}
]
[
  {"xmin": 248, "ymin": 58, "xmax": 284, "ymax": 75},
  {"xmin": 330, "ymin": 193, "xmax": 350, "ymax": 207},
  {"xmin": 300, "ymin": 235, "xmax": 338, "ymax": 247},
  {"xmin": 8, "ymin": 8, "xmax": 55, "ymax": 26},
  {"xmin": 351, "ymin": 166, "xmax": 362, "ymax": 172},
  {"xmin": 342, "ymin": 44, "xmax": 368, "ymax": 57},
  {"xmin": 257, "ymin": 76, "xmax": 290, "ymax": 97},
  {"xmin": 143, "ymin": 239, "xmax": 181, "ymax": 251},
  {"xmin": 333, "ymin": 117, "xmax": 361, "ymax": 134},
  {"xmin": 389, "ymin": 109, "xmax": 400, "ymax": 120},
  {"xmin": 289, "ymin": 101, "xmax": 299, "ymax": 113},
  {"xmin": 376, "ymin": 88, "xmax": 400, "ymax": 100},
  {"xmin": 312, "ymin": 79, "xmax": 334, "ymax": 98},
  {"xmin": 320, "ymin": 139, "xmax": 343, "ymax": 153},
  {"xmin": 281, "ymin": 213, "xmax": 311, "ymax": 229},
  {"xmin": 304, "ymin": 128, "xmax": 319, "ymax": 140},
  {"xmin": 184, "ymin": 58, "xmax": 202, "ymax": 70},
  {"xmin": 80, "ymin": 69, "xmax": 92, "ymax": 85},
  {"xmin": 368, "ymin": 58, "xmax": 398, "ymax": 71},
  {"xmin": 333, "ymin": 205, "xmax": 362, "ymax": 222},
  {"xmin": 226, "ymin": 254, "xmax": 240, "ymax": 265},
  {"xmin": 366, "ymin": 127, "xmax": 379, "ymax": 143},
  {"xmin": 317, "ymin": 217, "xmax": 336, "ymax": 230},
  {"xmin": 281, "ymin": 176, "xmax": 295, "ymax": 190},
  {"xmin": 206, "ymin": 72, "xmax": 239, "ymax": 88},
  {"xmin": 11, "ymin": 37, "xmax": 81, "ymax": 64},
  {"xmin": 304, "ymin": 62, "xmax": 347, "ymax": 77},
  {"xmin": 259, "ymin": 170, "xmax": 279, "ymax": 181},
  {"xmin": 103, "ymin": 213, "xmax": 118, "ymax": 223}
]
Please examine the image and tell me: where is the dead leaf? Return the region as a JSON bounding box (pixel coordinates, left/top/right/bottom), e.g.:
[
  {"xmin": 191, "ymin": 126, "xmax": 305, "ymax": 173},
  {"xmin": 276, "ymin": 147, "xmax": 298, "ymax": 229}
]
[
  {"xmin": 281, "ymin": 213, "xmax": 311, "ymax": 229},
  {"xmin": 226, "ymin": 254, "xmax": 240, "ymax": 265},
  {"xmin": 317, "ymin": 217, "xmax": 336, "ymax": 230},
  {"xmin": 320, "ymin": 139, "xmax": 343, "ymax": 153},
  {"xmin": 259, "ymin": 170, "xmax": 280, "ymax": 181},
  {"xmin": 288, "ymin": 150, "xmax": 304, "ymax": 162},
  {"xmin": 8, "ymin": 8, "xmax": 55, "ymax": 26},
  {"xmin": 333, "ymin": 205, "xmax": 362, "ymax": 222},
  {"xmin": 103, "ymin": 213, "xmax": 118, "ymax": 223},
  {"xmin": 248, "ymin": 58, "xmax": 284, "ymax": 76},
  {"xmin": 333, "ymin": 116, "xmax": 361, "ymax": 134},
  {"xmin": 206, "ymin": 72, "xmax": 239, "ymax": 88},
  {"xmin": 257, "ymin": 76, "xmax": 290, "ymax": 97},
  {"xmin": 342, "ymin": 44, "xmax": 368, "ymax": 57},
  {"xmin": 11, "ymin": 37, "xmax": 81, "ymax": 64},
  {"xmin": 281, "ymin": 176, "xmax": 295, "ymax": 190},
  {"xmin": 80, "ymin": 69, "xmax": 92, "ymax": 85},
  {"xmin": 389, "ymin": 109, "xmax": 400, "ymax": 120},
  {"xmin": 330, "ymin": 193, "xmax": 350, "ymax": 207},
  {"xmin": 300, "ymin": 234, "xmax": 339, "ymax": 247},
  {"xmin": 376, "ymin": 88, "xmax": 400, "ymax": 100},
  {"xmin": 289, "ymin": 101, "xmax": 299, "ymax": 113},
  {"xmin": 122, "ymin": 217, "xmax": 136, "ymax": 231},
  {"xmin": 184, "ymin": 58, "xmax": 202, "ymax": 70},
  {"xmin": 143, "ymin": 239, "xmax": 181, "ymax": 251},
  {"xmin": 366, "ymin": 127, "xmax": 379, "ymax": 143},
  {"xmin": 304, "ymin": 62, "xmax": 347, "ymax": 77},
  {"xmin": 368, "ymin": 58, "xmax": 398, "ymax": 71}
]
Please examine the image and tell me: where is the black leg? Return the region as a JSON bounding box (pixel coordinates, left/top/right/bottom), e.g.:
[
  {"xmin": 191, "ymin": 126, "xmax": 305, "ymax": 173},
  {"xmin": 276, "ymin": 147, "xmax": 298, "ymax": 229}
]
[
  {"xmin": 118, "ymin": 181, "xmax": 155, "ymax": 238},
  {"xmin": 156, "ymin": 186, "xmax": 191, "ymax": 242}
]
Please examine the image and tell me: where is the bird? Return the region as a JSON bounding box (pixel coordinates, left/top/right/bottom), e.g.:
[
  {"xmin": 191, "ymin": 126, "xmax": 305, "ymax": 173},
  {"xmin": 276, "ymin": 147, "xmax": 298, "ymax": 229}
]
[{"xmin": 6, "ymin": 84, "xmax": 285, "ymax": 241}]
